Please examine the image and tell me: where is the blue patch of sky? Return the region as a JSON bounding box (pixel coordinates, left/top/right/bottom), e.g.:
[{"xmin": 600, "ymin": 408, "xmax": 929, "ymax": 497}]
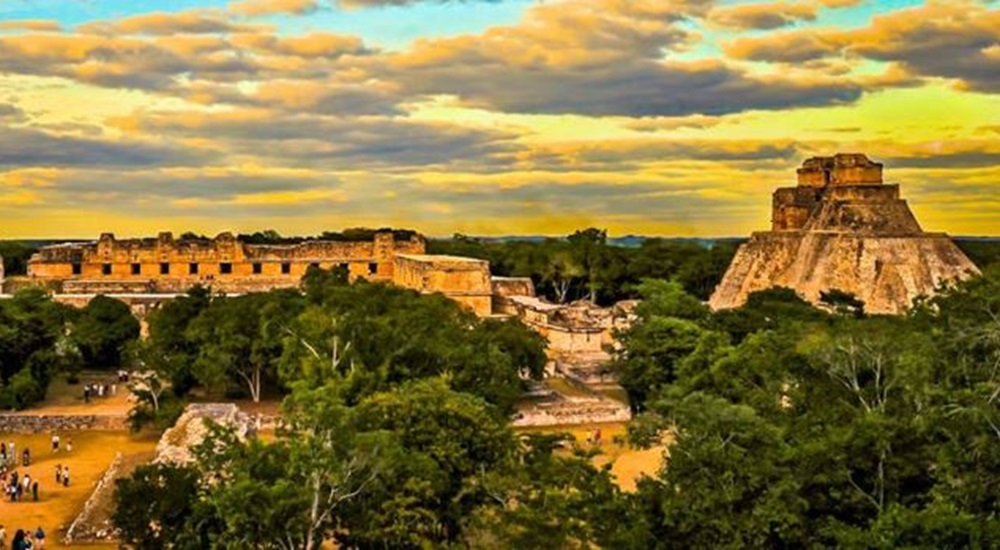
[
  {"xmin": 0, "ymin": 0, "xmax": 231, "ymax": 26},
  {"xmin": 261, "ymin": 1, "xmax": 534, "ymax": 50},
  {"xmin": 669, "ymin": 0, "xmax": 927, "ymax": 62},
  {"xmin": 1, "ymin": 0, "xmax": 535, "ymax": 50}
]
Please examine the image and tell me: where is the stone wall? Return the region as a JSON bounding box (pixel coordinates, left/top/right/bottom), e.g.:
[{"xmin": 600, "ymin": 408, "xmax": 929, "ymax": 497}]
[
  {"xmin": 797, "ymin": 153, "xmax": 883, "ymax": 187},
  {"xmin": 393, "ymin": 254, "xmax": 494, "ymax": 316},
  {"xmin": 0, "ymin": 413, "xmax": 127, "ymax": 433},
  {"xmin": 63, "ymin": 452, "xmax": 124, "ymax": 544},
  {"xmin": 513, "ymin": 394, "xmax": 631, "ymax": 427},
  {"xmin": 26, "ymin": 231, "xmax": 426, "ymax": 294},
  {"xmin": 154, "ymin": 403, "xmax": 250, "ymax": 465}
]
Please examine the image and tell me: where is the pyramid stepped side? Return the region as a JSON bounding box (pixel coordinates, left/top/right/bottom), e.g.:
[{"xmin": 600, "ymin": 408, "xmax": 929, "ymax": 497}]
[{"xmin": 710, "ymin": 154, "xmax": 980, "ymax": 315}]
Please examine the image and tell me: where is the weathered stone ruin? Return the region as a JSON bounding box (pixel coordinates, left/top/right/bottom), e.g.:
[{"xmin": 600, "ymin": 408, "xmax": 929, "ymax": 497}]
[
  {"xmin": 710, "ymin": 154, "xmax": 980, "ymax": 314},
  {"xmin": 22, "ymin": 230, "xmax": 425, "ymax": 294},
  {"xmin": 394, "ymin": 254, "xmax": 494, "ymax": 316},
  {"xmin": 154, "ymin": 403, "xmax": 252, "ymax": 466},
  {"xmin": 6, "ymin": 230, "xmax": 504, "ymax": 317}
]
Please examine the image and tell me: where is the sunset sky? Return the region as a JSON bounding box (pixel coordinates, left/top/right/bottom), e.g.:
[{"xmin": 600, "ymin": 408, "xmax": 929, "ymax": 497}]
[{"xmin": 0, "ymin": 0, "xmax": 998, "ymax": 238}]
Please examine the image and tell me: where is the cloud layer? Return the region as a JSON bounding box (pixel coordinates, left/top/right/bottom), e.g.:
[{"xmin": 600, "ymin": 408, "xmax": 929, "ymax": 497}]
[{"xmin": 0, "ymin": 0, "xmax": 999, "ymax": 237}]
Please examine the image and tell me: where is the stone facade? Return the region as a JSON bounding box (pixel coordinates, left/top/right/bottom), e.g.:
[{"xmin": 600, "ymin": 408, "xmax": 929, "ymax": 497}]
[
  {"xmin": 711, "ymin": 154, "xmax": 980, "ymax": 314},
  {"xmin": 495, "ymin": 295, "xmax": 636, "ymax": 357},
  {"xmin": 393, "ymin": 254, "xmax": 495, "ymax": 316},
  {"xmin": 23, "ymin": 230, "xmax": 426, "ymax": 294}
]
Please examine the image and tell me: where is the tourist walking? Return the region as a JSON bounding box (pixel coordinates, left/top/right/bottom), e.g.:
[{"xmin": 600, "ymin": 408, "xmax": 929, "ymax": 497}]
[
  {"xmin": 55, "ymin": 465, "xmax": 61, "ymax": 484},
  {"xmin": 62, "ymin": 466, "xmax": 70, "ymax": 487},
  {"xmin": 33, "ymin": 527, "xmax": 45, "ymax": 548},
  {"xmin": 66, "ymin": 438, "xmax": 73, "ymax": 453},
  {"xmin": 11, "ymin": 529, "xmax": 26, "ymax": 550},
  {"xmin": 51, "ymin": 434, "xmax": 59, "ymax": 454},
  {"xmin": 0, "ymin": 524, "xmax": 6, "ymax": 548},
  {"xmin": 32, "ymin": 480, "xmax": 39, "ymax": 501}
]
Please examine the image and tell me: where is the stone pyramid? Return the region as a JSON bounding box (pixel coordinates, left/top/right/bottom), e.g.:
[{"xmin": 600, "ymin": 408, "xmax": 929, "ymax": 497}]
[{"xmin": 710, "ymin": 154, "xmax": 980, "ymax": 314}]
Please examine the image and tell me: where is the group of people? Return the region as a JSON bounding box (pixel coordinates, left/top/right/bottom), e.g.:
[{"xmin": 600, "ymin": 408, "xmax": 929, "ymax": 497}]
[
  {"xmin": 82, "ymin": 381, "xmax": 117, "ymax": 403},
  {"xmin": 0, "ymin": 525, "xmax": 46, "ymax": 549},
  {"xmin": 0, "ymin": 435, "xmax": 73, "ymax": 548},
  {"xmin": 2, "ymin": 434, "xmax": 73, "ymax": 501},
  {"xmin": 0, "ymin": 442, "xmax": 31, "ymax": 468}
]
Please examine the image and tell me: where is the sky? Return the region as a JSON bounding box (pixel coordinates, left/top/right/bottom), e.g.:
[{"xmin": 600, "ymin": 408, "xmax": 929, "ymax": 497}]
[{"xmin": 0, "ymin": 0, "xmax": 999, "ymax": 238}]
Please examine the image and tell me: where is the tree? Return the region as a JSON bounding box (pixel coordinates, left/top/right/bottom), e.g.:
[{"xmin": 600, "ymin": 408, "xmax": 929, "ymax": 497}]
[
  {"xmin": 0, "ymin": 289, "xmax": 76, "ymax": 409},
  {"xmin": 71, "ymin": 295, "xmax": 141, "ymax": 369},
  {"xmin": 339, "ymin": 378, "xmax": 515, "ymax": 548},
  {"xmin": 544, "ymin": 250, "xmax": 583, "ymax": 303},
  {"xmin": 612, "ymin": 281, "xmax": 713, "ymax": 411},
  {"xmin": 114, "ymin": 463, "xmax": 202, "ymax": 550},
  {"xmin": 140, "ymin": 286, "xmax": 211, "ymax": 396},
  {"xmin": 187, "ymin": 290, "xmax": 305, "ymax": 402},
  {"xmin": 467, "ymin": 432, "xmax": 642, "ymax": 549},
  {"xmin": 568, "ymin": 228, "xmax": 608, "ymax": 303}
]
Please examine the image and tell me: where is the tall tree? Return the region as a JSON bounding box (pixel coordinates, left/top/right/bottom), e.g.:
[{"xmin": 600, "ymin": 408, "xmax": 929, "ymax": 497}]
[
  {"xmin": 568, "ymin": 228, "xmax": 608, "ymax": 303},
  {"xmin": 71, "ymin": 295, "xmax": 140, "ymax": 369}
]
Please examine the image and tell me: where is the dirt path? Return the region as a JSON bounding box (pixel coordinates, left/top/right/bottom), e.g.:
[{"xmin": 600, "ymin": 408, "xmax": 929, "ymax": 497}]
[{"xmin": 0, "ymin": 431, "xmax": 158, "ymax": 548}]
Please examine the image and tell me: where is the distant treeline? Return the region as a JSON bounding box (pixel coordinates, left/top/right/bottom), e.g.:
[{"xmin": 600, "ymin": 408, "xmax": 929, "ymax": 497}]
[
  {"xmin": 956, "ymin": 238, "xmax": 1000, "ymax": 271},
  {"xmin": 429, "ymin": 230, "xmax": 743, "ymax": 304},
  {"xmin": 236, "ymin": 227, "xmax": 421, "ymax": 244}
]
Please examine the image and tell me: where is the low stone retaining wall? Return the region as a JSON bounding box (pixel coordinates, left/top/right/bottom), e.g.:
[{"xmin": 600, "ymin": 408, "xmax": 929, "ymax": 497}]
[
  {"xmin": 0, "ymin": 414, "xmax": 128, "ymax": 433},
  {"xmin": 513, "ymin": 396, "xmax": 631, "ymax": 428},
  {"xmin": 64, "ymin": 452, "xmax": 124, "ymax": 544}
]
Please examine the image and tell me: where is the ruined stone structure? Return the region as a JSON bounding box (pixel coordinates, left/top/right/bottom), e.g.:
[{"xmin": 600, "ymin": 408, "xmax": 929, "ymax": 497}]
[
  {"xmin": 12, "ymin": 231, "xmax": 523, "ymax": 317},
  {"xmin": 393, "ymin": 254, "xmax": 494, "ymax": 316},
  {"xmin": 711, "ymin": 154, "xmax": 980, "ymax": 314},
  {"xmin": 23, "ymin": 230, "xmax": 425, "ymax": 294}
]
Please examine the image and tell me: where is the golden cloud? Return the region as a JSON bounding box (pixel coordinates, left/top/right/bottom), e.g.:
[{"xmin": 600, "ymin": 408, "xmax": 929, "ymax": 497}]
[
  {"xmin": 229, "ymin": 0, "xmax": 319, "ymax": 17},
  {"xmin": 0, "ymin": 20, "xmax": 62, "ymax": 32},
  {"xmin": 708, "ymin": 2, "xmax": 817, "ymax": 30}
]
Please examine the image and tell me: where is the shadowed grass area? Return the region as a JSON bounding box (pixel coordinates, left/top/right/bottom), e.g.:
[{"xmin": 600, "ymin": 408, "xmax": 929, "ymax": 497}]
[{"xmin": 0, "ymin": 431, "xmax": 158, "ymax": 548}]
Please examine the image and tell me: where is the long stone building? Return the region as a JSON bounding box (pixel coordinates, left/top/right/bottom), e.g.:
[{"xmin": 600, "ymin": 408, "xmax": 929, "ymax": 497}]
[
  {"xmin": 710, "ymin": 153, "xmax": 980, "ymax": 314},
  {"xmin": 7, "ymin": 230, "xmax": 498, "ymax": 316}
]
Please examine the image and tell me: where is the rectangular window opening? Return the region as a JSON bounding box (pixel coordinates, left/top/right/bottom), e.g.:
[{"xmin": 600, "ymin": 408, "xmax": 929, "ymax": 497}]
[
  {"xmin": 102, "ymin": 264, "xmax": 112, "ymax": 276},
  {"xmin": 252, "ymin": 263, "xmax": 263, "ymax": 275},
  {"xmin": 220, "ymin": 263, "xmax": 233, "ymax": 275},
  {"xmin": 72, "ymin": 263, "xmax": 82, "ymax": 276},
  {"xmin": 131, "ymin": 263, "xmax": 141, "ymax": 275},
  {"xmin": 368, "ymin": 262, "xmax": 378, "ymax": 275},
  {"xmin": 281, "ymin": 262, "xmax": 291, "ymax": 275},
  {"xmin": 160, "ymin": 263, "xmax": 170, "ymax": 275},
  {"xmin": 189, "ymin": 263, "xmax": 199, "ymax": 275}
]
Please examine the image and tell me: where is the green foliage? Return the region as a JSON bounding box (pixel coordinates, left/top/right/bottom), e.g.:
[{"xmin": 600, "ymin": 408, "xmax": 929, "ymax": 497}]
[
  {"xmin": 114, "ymin": 377, "xmax": 610, "ymax": 549},
  {"xmin": 0, "ymin": 241, "xmax": 38, "ymax": 275},
  {"xmin": 187, "ymin": 290, "xmax": 305, "ymax": 402},
  {"xmin": 113, "ymin": 463, "xmax": 202, "ymax": 550},
  {"xmin": 618, "ymin": 268, "xmax": 1000, "ymax": 548},
  {"xmin": 137, "ymin": 286, "xmax": 211, "ymax": 396},
  {"xmin": 237, "ymin": 227, "xmax": 420, "ymax": 244},
  {"xmin": 280, "ymin": 274, "xmax": 545, "ymax": 412},
  {"xmin": 428, "ymin": 231, "xmax": 738, "ymax": 305},
  {"xmin": 71, "ymin": 295, "xmax": 140, "ymax": 369},
  {"xmin": 0, "ymin": 289, "xmax": 77, "ymax": 409},
  {"xmin": 467, "ymin": 433, "xmax": 642, "ymax": 549},
  {"xmin": 955, "ymin": 238, "xmax": 1000, "ymax": 271}
]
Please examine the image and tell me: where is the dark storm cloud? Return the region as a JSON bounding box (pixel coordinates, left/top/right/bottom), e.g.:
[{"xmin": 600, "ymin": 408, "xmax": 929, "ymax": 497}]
[
  {"xmin": 117, "ymin": 109, "xmax": 521, "ymax": 168},
  {"xmin": 0, "ymin": 127, "xmax": 207, "ymax": 169}
]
